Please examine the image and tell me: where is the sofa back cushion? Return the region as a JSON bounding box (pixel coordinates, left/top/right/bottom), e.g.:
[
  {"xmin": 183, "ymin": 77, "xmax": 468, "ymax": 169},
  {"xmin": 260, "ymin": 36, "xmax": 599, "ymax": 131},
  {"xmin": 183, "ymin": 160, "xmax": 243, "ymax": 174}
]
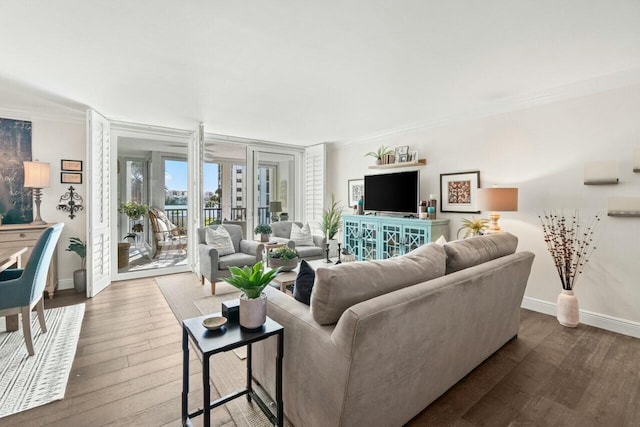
[
  {"xmin": 444, "ymin": 232, "xmax": 518, "ymax": 274},
  {"xmin": 198, "ymin": 224, "xmax": 243, "ymax": 253},
  {"xmin": 310, "ymin": 243, "xmax": 446, "ymax": 325},
  {"xmin": 271, "ymin": 221, "xmax": 301, "ymax": 239}
]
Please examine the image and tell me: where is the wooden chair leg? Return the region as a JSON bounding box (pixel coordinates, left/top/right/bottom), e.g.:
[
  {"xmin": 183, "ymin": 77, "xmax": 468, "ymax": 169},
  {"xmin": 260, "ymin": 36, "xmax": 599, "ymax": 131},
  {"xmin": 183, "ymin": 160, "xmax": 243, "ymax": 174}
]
[
  {"xmin": 200, "ymin": 275, "xmax": 204, "ymax": 285},
  {"xmin": 21, "ymin": 306, "xmax": 35, "ymax": 356},
  {"xmin": 36, "ymin": 297, "xmax": 47, "ymax": 333},
  {"xmin": 211, "ymin": 280, "xmax": 216, "ymax": 295}
]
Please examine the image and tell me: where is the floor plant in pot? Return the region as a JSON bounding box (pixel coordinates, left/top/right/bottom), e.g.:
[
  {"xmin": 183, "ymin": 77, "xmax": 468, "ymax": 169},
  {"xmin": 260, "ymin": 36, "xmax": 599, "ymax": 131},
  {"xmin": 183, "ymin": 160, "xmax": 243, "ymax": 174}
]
[
  {"xmin": 539, "ymin": 210, "xmax": 600, "ymax": 327},
  {"xmin": 268, "ymin": 246, "xmax": 299, "ymax": 271},
  {"xmin": 223, "ymin": 261, "xmax": 280, "ymax": 329},
  {"xmin": 254, "ymin": 223, "xmax": 272, "ymax": 243},
  {"xmin": 66, "ymin": 237, "xmax": 87, "ymax": 293}
]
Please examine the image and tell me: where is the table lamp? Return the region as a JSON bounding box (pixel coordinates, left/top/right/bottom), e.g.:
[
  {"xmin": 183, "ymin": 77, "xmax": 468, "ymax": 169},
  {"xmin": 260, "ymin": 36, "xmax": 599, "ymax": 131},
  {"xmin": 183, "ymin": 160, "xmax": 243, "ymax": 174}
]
[
  {"xmin": 477, "ymin": 187, "xmax": 518, "ymax": 234},
  {"xmin": 269, "ymin": 201, "xmax": 282, "ymax": 222},
  {"xmin": 24, "ymin": 161, "xmax": 51, "ymax": 225}
]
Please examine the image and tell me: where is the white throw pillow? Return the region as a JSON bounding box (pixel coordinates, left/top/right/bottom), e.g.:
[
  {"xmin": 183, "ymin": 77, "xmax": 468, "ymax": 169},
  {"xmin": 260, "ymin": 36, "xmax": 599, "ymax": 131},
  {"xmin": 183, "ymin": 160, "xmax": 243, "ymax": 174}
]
[
  {"xmin": 435, "ymin": 235, "xmax": 447, "ymax": 245},
  {"xmin": 205, "ymin": 227, "xmax": 236, "ymax": 256},
  {"xmin": 290, "ymin": 223, "xmax": 314, "ymax": 246}
]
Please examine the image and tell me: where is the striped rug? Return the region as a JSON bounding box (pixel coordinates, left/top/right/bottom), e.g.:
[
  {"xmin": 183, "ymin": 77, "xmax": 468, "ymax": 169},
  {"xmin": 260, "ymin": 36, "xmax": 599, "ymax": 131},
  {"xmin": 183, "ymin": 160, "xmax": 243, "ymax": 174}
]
[{"xmin": 0, "ymin": 304, "xmax": 85, "ymax": 419}]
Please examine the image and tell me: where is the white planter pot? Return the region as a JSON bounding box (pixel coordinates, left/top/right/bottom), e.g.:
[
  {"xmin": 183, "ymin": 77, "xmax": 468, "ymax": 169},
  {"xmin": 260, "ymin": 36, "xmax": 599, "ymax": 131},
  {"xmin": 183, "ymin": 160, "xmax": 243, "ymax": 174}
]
[
  {"xmin": 328, "ymin": 239, "xmax": 339, "ymax": 257},
  {"xmin": 73, "ymin": 269, "xmax": 87, "ymax": 293},
  {"xmin": 557, "ymin": 289, "xmax": 579, "ymax": 327},
  {"xmin": 239, "ymin": 292, "xmax": 267, "ymax": 330}
]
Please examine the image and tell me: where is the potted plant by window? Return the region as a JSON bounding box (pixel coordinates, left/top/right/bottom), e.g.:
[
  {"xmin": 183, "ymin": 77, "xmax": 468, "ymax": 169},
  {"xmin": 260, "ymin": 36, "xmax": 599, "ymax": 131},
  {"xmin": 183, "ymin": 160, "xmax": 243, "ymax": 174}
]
[
  {"xmin": 268, "ymin": 246, "xmax": 299, "ymax": 271},
  {"xmin": 320, "ymin": 194, "xmax": 343, "ymax": 256},
  {"xmin": 457, "ymin": 217, "xmax": 490, "ymax": 239},
  {"xmin": 66, "ymin": 237, "xmax": 86, "ymax": 293},
  {"xmin": 254, "ymin": 223, "xmax": 272, "ymax": 243},
  {"xmin": 365, "ymin": 145, "xmax": 394, "ymax": 165},
  {"xmin": 223, "ymin": 261, "xmax": 280, "ymax": 329}
]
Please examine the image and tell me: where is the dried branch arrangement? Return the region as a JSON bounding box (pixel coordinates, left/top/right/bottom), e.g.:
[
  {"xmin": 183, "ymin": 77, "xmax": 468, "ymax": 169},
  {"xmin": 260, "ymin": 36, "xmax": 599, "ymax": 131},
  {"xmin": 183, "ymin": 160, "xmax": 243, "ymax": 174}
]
[{"xmin": 539, "ymin": 210, "xmax": 600, "ymax": 290}]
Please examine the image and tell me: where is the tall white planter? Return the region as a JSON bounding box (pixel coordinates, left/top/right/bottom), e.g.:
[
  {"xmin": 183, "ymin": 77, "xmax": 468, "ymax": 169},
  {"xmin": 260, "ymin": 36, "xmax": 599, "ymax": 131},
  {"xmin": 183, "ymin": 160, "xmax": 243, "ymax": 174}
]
[
  {"xmin": 239, "ymin": 292, "xmax": 267, "ymax": 329},
  {"xmin": 556, "ymin": 289, "xmax": 579, "ymax": 327}
]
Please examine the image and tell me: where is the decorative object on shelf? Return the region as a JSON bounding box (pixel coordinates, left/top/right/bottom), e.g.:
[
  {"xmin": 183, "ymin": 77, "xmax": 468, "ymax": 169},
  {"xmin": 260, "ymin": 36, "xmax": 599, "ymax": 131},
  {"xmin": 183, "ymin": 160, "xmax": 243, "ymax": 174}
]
[
  {"xmin": 268, "ymin": 246, "xmax": 299, "ymax": 271},
  {"xmin": 440, "ymin": 171, "xmax": 480, "ymax": 213},
  {"xmin": 584, "ymin": 160, "xmax": 619, "ymax": 185},
  {"xmin": 477, "ymin": 186, "xmax": 518, "ymax": 233},
  {"xmin": 56, "ymin": 186, "xmax": 84, "ymax": 219},
  {"xmin": 279, "ymin": 212, "xmax": 289, "ymax": 221},
  {"xmin": 23, "ymin": 160, "xmax": 51, "ymax": 225},
  {"xmin": 348, "ymin": 179, "xmax": 364, "ymax": 208},
  {"xmin": 60, "ymin": 172, "xmax": 82, "ymax": 184},
  {"xmin": 607, "ymin": 197, "xmax": 640, "ymax": 217},
  {"xmin": 269, "ymin": 201, "xmax": 282, "ymax": 222},
  {"xmin": 60, "ymin": 159, "xmax": 83, "ymax": 172},
  {"xmin": 418, "ymin": 200, "xmax": 428, "ymax": 219},
  {"xmin": 394, "ymin": 146, "xmax": 409, "ymax": 162},
  {"xmin": 457, "ymin": 217, "xmax": 490, "ymax": 239},
  {"xmin": 66, "ymin": 237, "xmax": 87, "ymax": 293},
  {"xmin": 364, "ymin": 145, "xmax": 394, "ymax": 165},
  {"xmin": 357, "ymin": 195, "xmax": 364, "ymax": 215},
  {"xmin": 202, "ymin": 316, "xmax": 227, "ymax": 331},
  {"xmin": 634, "ymin": 148, "xmax": 640, "ymax": 173},
  {"xmin": 410, "ymin": 151, "xmax": 418, "ymax": 162},
  {"xmin": 254, "ymin": 223, "xmax": 272, "ymax": 242},
  {"xmin": 428, "ymin": 194, "xmax": 437, "ymax": 219},
  {"xmin": 539, "ymin": 210, "xmax": 601, "ymax": 328},
  {"xmin": 222, "ymin": 261, "xmax": 280, "ymax": 329}
]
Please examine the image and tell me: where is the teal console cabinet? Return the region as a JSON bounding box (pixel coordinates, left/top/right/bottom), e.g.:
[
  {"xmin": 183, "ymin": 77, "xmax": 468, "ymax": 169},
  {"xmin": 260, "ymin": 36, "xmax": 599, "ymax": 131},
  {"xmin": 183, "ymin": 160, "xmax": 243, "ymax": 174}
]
[{"xmin": 342, "ymin": 215, "xmax": 450, "ymax": 261}]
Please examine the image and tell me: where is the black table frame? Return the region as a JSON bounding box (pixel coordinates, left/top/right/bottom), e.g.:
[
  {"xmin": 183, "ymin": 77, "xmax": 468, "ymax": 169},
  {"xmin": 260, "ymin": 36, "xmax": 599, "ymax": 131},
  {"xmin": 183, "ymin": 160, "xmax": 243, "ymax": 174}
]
[{"xmin": 181, "ymin": 314, "xmax": 284, "ymax": 427}]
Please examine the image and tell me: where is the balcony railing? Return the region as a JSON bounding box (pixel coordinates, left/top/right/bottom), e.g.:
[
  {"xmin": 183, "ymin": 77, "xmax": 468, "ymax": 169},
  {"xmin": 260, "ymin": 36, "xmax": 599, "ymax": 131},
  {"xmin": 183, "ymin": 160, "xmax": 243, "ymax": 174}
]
[{"xmin": 164, "ymin": 206, "xmax": 270, "ymax": 228}]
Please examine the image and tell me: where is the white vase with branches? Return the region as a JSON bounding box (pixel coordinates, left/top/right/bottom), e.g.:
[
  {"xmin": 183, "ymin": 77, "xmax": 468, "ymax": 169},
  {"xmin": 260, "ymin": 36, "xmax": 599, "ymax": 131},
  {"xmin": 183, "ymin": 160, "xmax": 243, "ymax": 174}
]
[{"xmin": 539, "ymin": 210, "xmax": 600, "ymax": 327}]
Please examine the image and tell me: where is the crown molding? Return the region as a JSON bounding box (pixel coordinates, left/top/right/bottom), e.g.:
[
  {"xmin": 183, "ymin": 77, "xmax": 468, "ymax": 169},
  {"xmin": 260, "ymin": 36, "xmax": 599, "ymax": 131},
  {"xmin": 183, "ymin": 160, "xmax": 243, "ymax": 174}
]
[
  {"xmin": 0, "ymin": 106, "xmax": 84, "ymax": 124},
  {"xmin": 330, "ymin": 68, "xmax": 640, "ymax": 150}
]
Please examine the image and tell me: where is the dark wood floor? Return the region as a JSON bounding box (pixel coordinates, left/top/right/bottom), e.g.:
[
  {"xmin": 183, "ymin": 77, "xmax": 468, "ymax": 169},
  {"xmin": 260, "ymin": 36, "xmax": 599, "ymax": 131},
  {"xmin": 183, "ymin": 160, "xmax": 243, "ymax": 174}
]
[{"xmin": 3, "ymin": 278, "xmax": 639, "ymax": 426}]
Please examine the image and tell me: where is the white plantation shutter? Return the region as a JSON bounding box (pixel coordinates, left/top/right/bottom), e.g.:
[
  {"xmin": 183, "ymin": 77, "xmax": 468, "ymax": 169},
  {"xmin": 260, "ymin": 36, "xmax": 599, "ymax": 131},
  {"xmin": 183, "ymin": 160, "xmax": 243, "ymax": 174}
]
[
  {"xmin": 86, "ymin": 109, "xmax": 111, "ymax": 297},
  {"xmin": 304, "ymin": 144, "xmax": 325, "ymax": 233}
]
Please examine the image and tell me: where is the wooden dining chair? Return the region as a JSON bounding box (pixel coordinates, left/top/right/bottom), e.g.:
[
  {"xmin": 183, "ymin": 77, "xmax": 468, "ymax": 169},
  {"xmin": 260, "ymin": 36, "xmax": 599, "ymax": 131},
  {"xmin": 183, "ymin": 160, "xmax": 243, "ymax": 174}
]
[{"xmin": 0, "ymin": 223, "xmax": 64, "ymax": 356}]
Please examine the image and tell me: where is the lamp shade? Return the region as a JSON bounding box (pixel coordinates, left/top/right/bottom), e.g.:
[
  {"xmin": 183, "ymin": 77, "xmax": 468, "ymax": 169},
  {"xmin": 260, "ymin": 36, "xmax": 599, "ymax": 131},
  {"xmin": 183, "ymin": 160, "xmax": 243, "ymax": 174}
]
[
  {"xmin": 477, "ymin": 188, "xmax": 518, "ymax": 212},
  {"xmin": 24, "ymin": 161, "xmax": 51, "ymax": 188},
  {"xmin": 269, "ymin": 201, "xmax": 282, "ymax": 212}
]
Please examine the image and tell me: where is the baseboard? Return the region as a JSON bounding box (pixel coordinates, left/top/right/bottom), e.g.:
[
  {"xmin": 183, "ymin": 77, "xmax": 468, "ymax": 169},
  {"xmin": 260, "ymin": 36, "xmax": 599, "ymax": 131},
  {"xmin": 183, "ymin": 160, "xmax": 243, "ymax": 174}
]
[
  {"xmin": 57, "ymin": 279, "xmax": 74, "ymax": 291},
  {"xmin": 522, "ymin": 296, "xmax": 640, "ymax": 339}
]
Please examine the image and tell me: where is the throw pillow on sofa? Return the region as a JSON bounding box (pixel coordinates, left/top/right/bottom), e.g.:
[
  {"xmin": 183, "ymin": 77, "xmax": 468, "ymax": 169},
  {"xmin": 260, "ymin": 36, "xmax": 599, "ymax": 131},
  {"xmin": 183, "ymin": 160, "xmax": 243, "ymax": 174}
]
[
  {"xmin": 205, "ymin": 226, "xmax": 236, "ymax": 256},
  {"xmin": 290, "ymin": 222, "xmax": 314, "ymax": 246},
  {"xmin": 310, "ymin": 243, "xmax": 447, "ymax": 325},
  {"xmin": 444, "ymin": 232, "xmax": 518, "ymax": 274},
  {"xmin": 293, "ymin": 259, "xmax": 316, "ymax": 305}
]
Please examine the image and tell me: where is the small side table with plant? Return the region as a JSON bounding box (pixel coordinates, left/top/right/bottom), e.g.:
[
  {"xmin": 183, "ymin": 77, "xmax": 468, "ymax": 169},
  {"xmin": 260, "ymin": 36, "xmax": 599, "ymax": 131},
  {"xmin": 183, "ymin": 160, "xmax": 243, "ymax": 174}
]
[{"xmin": 119, "ymin": 201, "xmax": 149, "ymax": 246}]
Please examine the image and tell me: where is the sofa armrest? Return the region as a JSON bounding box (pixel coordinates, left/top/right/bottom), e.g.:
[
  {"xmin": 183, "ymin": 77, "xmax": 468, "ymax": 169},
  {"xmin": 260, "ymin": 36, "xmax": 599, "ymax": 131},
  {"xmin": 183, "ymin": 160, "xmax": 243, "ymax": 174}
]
[
  {"xmin": 240, "ymin": 240, "xmax": 264, "ymax": 259},
  {"xmin": 312, "ymin": 235, "xmax": 326, "ymax": 248}
]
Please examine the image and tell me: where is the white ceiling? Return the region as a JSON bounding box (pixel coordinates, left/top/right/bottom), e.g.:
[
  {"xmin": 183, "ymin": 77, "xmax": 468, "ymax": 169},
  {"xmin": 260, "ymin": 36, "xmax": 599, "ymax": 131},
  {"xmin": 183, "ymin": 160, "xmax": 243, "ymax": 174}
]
[{"xmin": 1, "ymin": 0, "xmax": 639, "ymax": 145}]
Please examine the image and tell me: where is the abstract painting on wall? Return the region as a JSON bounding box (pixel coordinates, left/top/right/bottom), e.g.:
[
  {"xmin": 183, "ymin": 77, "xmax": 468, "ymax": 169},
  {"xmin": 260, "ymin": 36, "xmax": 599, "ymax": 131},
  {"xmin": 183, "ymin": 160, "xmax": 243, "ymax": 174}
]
[{"xmin": 0, "ymin": 118, "xmax": 33, "ymax": 224}]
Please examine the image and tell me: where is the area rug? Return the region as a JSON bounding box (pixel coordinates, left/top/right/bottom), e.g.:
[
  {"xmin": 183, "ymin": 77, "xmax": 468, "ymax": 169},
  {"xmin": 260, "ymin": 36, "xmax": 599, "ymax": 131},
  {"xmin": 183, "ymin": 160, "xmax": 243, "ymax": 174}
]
[
  {"xmin": 156, "ymin": 273, "xmax": 282, "ymax": 426},
  {"xmin": 0, "ymin": 304, "xmax": 85, "ymax": 419}
]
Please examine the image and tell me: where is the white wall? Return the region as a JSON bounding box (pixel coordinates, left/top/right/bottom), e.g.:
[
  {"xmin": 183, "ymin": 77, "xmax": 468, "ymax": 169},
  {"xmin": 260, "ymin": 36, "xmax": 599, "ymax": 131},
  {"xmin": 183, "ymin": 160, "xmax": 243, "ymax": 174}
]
[
  {"xmin": 31, "ymin": 118, "xmax": 87, "ymax": 290},
  {"xmin": 327, "ymin": 84, "xmax": 640, "ymax": 329}
]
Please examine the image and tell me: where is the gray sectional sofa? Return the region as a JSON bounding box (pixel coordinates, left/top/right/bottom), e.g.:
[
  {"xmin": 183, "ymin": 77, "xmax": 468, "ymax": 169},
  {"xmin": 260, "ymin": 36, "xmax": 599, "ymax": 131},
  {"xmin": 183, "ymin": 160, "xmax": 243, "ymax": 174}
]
[{"xmin": 252, "ymin": 233, "xmax": 534, "ymax": 426}]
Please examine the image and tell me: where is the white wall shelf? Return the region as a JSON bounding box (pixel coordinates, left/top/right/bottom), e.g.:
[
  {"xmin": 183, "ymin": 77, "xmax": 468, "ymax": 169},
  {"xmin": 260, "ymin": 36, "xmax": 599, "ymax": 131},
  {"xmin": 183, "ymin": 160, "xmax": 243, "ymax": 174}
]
[{"xmin": 368, "ymin": 159, "xmax": 426, "ymax": 169}]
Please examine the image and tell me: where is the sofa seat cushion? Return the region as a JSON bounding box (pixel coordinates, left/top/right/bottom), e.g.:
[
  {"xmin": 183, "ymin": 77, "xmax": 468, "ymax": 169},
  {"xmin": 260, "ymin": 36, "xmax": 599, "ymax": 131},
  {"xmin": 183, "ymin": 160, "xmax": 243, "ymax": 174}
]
[
  {"xmin": 295, "ymin": 245, "xmax": 323, "ymax": 259},
  {"xmin": 310, "ymin": 243, "xmax": 446, "ymax": 325},
  {"xmin": 218, "ymin": 253, "xmax": 256, "ymax": 270},
  {"xmin": 444, "ymin": 232, "xmax": 518, "ymax": 274}
]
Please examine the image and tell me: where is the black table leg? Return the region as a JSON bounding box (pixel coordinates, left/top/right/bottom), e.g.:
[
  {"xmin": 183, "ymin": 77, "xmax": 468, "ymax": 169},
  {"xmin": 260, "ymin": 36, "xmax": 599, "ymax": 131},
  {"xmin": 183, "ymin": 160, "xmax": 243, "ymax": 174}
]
[
  {"xmin": 182, "ymin": 326, "xmax": 189, "ymax": 426},
  {"xmin": 203, "ymin": 354, "xmax": 211, "ymax": 427},
  {"xmin": 276, "ymin": 331, "xmax": 284, "ymax": 427},
  {"xmin": 246, "ymin": 343, "xmax": 253, "ymax": 402}
]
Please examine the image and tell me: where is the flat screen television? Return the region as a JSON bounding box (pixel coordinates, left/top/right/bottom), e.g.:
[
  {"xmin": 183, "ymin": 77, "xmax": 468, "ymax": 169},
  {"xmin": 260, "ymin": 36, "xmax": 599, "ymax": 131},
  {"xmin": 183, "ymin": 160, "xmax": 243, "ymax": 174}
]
[{"xmin": 364, "ymin": 171, "xmax": 419, "ymax": 214}]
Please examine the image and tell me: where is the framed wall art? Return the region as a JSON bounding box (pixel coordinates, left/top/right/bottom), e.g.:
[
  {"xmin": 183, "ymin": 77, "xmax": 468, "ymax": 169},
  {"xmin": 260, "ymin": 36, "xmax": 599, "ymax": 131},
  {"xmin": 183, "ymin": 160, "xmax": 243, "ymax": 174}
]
[
  {"xmin": 440, "ymin": 171, "xmax": 481, "ymax": 213},
  {"xmin": 394, "ymin": 146, "xmax": 409, "ymax": 162},
  {"xmin": 348, "ymin": 179, "xmax": 364, "ymax": 207},
  {"xmin": 61, "ymin": 172, "xmax": 83, "ymax": 184},
  {"xmin": 61, "ymin": 159, "xmax": 83, "ymax": 172},
  {"xmin": 0, "ymin": 118, "xmax": 33, "ymax": 224}
]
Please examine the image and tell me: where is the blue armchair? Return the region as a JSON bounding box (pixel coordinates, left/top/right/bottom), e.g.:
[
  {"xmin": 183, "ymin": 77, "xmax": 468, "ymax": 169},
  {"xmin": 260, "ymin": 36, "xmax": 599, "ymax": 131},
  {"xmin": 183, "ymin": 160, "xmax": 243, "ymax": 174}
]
[{"xmin": 0, "ymin": 223, "xmax": 64, "ymax": 356}]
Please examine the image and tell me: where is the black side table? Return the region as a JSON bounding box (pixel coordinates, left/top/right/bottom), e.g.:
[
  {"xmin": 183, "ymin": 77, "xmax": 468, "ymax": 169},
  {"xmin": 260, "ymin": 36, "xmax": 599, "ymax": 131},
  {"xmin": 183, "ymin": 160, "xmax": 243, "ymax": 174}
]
[{"xmin": 181, "ymin": 313, "xmax": 284, "ymax": 427}]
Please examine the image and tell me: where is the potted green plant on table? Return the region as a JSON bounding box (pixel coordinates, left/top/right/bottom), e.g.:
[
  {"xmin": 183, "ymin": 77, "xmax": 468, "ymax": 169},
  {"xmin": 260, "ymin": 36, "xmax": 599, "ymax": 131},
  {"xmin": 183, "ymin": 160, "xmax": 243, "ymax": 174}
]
[
  {"xmin": 223, "ymin": 261, "xmax": 280, "ymax": 329},
  {"xmin": 66, "ymin": 237, "xmax": 87, "ymax": 293},
  {"xmin": 254, "ymin": 223, "xmax": 272, "ymax": 243},
  {"xmin": 457, "ymin": 217, "xmax": 490, "ymax": 239},
  {"xmin": 320, "ymin": 194, "xmax": 343, "ymax": 256},
  {"xmin": 539, "ymin": 210, "xmax": 600, "ymax": 328},
  {"xmin": 268, "ymin": 246, "xmax": 299, "ymax": 271},
  {"xmin": 365, "ymin": 145, "xmax": 394, "ymax": 165}
]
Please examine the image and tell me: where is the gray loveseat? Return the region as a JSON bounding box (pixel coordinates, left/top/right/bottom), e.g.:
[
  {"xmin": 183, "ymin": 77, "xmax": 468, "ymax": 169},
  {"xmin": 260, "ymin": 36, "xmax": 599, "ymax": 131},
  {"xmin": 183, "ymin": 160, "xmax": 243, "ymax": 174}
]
[
  {"xmin": 270, "ymin": 221, "xmax": 325, "ymax": 260},
  {"xmin": 252, "ymin": 233, "xmax": 534, "ymax": 426}
]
